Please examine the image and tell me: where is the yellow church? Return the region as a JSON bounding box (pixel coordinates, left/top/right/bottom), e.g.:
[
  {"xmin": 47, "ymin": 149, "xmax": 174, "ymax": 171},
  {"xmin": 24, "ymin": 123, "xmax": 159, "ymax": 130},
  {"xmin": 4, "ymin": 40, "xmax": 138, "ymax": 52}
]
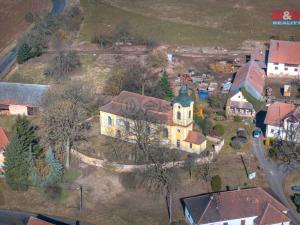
[{"xmin": 99, "ymin": 85, "xmax": 207, "ymax": 154}]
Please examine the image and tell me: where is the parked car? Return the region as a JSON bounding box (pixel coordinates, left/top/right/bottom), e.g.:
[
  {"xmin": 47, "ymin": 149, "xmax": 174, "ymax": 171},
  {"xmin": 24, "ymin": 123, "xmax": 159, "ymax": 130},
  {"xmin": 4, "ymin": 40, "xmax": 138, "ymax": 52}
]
[
  {"xmin": 231, "ymin": 136, "xmax": 247, "ymax": 143},
  {"xmin": 253, "ymin": 130, "xmax": 261, "ymax": 138},
  {"xmin": 291, "ymin": 185, "xmax": 300, "ymax": 192}
]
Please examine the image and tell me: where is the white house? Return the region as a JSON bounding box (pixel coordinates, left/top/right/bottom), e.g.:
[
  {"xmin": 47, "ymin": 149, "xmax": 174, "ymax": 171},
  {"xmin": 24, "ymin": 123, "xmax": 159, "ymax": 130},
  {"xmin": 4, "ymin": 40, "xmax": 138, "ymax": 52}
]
[
  {"xmin": 267, "ymin": 40, "xmax": 300, "ymax": 77},
  {"xmin": 264, "ymin": 102, "xmax": 300, "ymax": 141},
  {"xmin": 182, "ymin": 187, "xmax": 290, "ymax": 225},
  {"xmin": 226, "ymin": 61, "xmax": 265, "ymax": 118}
]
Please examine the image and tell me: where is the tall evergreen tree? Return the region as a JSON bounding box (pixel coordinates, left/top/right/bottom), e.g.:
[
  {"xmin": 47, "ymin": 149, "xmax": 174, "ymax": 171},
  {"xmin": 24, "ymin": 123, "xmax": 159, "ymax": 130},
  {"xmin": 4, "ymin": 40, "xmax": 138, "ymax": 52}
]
[
  {"xmin": 4, "ymin": 116, "xmax": 41, "ymax": 190},
  {"xmin": 159, "ymin": 71, "xmax": 173, "ymax": 100}
]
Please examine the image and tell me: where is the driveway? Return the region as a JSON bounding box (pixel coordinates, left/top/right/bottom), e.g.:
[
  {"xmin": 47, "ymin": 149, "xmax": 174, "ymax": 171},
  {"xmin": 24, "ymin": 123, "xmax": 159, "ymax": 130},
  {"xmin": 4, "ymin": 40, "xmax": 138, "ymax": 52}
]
[{"xmin": 252, "ymin": 138, "xmax": 300, "ymax": 225}]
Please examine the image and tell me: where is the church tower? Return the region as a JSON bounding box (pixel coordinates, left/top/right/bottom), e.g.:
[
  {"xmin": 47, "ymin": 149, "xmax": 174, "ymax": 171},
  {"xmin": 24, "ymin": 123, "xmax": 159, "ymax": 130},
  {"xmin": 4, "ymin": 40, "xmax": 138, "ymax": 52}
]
[{"xmin": 172, "ymin": 85, "xmax": 194, "ymax": 126}]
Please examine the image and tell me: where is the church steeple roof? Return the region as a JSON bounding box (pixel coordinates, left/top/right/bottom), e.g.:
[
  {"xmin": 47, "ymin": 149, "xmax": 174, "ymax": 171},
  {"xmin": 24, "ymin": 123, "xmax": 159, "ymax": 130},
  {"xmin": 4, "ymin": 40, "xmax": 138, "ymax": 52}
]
[{"xmin": 172, "ymin": 85, "xmax": 193, "ymax": 107}]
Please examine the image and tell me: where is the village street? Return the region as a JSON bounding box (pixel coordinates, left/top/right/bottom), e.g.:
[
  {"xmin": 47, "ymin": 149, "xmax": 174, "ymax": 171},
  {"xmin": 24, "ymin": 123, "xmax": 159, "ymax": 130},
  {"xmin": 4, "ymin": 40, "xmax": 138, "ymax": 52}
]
[{"xmin": 252, "ymin": 138, "xmax": 300, "ymax": 225}]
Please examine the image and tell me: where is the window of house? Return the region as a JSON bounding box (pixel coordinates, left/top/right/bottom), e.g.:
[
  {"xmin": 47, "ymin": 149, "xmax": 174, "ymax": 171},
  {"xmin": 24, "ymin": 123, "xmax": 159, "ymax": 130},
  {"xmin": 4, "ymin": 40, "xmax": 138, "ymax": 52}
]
[
  {"xmin": 177, "ymin": 111, "xmax": 181, "ymax": 120},
  {"xmin": 177, "ymin": 129, "xmax": 181, "ymax": 133},
  {"xmin": 295, "ymin": 68, "xmax": 298, "ymax": 72},
  {"xmin": 189, "ymin": 110, "xmax": 191, "ymax": 119},
  {"xmin": 285, "ymin": 67, "xmax": 288, "ymax": 71},
  {"xmin": 241, "ymin": 220, "xmax": 245, "ymax": 225},
  {"xmin": 178, "ymin": 105, "xmax": 181, "ymax": 109},
  {"xmin": 125, "ymin": 121, "xmax": 130, "ymax": 133},
  {"xmin": 116, "ymin": 130, "xmax": 121, "ymax": 138},
  {"xmin": 146, "ymin": 125, "xmax": 151, "ymax": 135},
  {"xmin": 163, "ymin": 128, "xmax": 168, "ymax": 138},
  {"xmin": 190, "ymin": 143, "xmax": 193, "ymax": 149},
  {"xmin": 177, "ymin": 140, "xmax": 180, "ymax": 148},
  {"xmin": 271, "ymin": 129, "xmax": 274, "ymax": 133},
  {"xmin": 275, "ymin": 66, "xmax": 278, "ymax": 70},
  {"xmin": 223, "ymin": 223, "xmax": 228, "ymax": 225},
  {"xmin": 108, "ymin": 116, "xmax": 112, "ymax": 126}
]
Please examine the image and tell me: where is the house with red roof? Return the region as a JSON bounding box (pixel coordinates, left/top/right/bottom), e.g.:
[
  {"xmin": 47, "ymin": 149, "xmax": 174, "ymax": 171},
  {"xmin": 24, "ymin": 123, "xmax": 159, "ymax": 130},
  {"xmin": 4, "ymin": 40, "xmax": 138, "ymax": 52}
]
[
  {"xmin": 0, "ymin": 128, "xmax": 8, "ymax": 170},
  {"xmin": 267, "ymin": 40, "xmax": 300, "ymax": 77},
  {"xmin": 99, "ymin": 85, "xmax": 207, "ymax": 154},
  {"xmin": 226, "ymin": 61, "xmax": 265, "ymax": 118},
  {"xmin": 264, "ymin": 102, "xmax": 300, "ymax": 140},
  {"xmin": 182, "ymin": 187, "xmax": 290, "ymax": 225}
]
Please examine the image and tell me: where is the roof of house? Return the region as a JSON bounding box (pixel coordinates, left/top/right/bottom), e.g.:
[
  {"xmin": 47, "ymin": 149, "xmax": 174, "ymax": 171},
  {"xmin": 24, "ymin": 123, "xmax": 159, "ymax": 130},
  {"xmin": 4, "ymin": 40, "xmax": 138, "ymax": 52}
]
[
  {"xmin": 100, "ymin": 91, "xmax": 173, "ymax": 125},
  {"xmin": 0, "ymin": 128, "xmax": 8, "ymax": 150},
  {"xmin": 172, "ymin": 85, "xmax": 194, "ymax": 107},
  {"xmin": 0, "ymin": 82, "xmax": 49, "ymax": 107},
  {"xmin": 254, "ymin": 203, "xmax": 290, "ymax": 225},
  {"xmin": 264, "ymin": 102, "xmax": 297, "ymax": 126},
  {"xmin": 184, "ymin": 131, "xmax": 206, "ymax": 145},
  {"xmin": 230, "ymin": 61, "xmax": 265, "ymax": 101},
  {"xmin": 269, "ymin": 40, "xmax": 300, "ymax": 65},
  {"xmin": 183, "ymin": 187, "xmax": 289, "ymax": 224},
  {"xmin": 27, "ymin": 216, "xmax": 55, "ymax": 225}
]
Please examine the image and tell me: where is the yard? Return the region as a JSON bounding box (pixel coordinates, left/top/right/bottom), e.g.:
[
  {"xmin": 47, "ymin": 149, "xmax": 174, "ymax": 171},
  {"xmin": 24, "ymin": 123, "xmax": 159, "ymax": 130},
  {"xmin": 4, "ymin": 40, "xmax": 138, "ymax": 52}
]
[{"xmin": 80, "ymin": 0, "xmax": 300, "ymax": 48}]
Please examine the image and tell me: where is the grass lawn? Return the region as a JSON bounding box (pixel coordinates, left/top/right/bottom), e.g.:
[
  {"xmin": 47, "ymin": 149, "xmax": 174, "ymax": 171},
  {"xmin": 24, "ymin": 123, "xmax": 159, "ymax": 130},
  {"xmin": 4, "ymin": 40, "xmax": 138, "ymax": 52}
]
[{"xmin": 80, "ymin": 0, "xmax": 300, "ymax": 48}]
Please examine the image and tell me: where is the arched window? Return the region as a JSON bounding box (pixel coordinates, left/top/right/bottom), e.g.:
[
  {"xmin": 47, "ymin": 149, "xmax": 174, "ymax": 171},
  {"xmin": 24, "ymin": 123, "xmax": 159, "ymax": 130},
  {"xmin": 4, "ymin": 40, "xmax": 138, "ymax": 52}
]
[
  {"xmin": 177, "ymin": 111, "xmax": 181, "ymax": 120},
  {"xmin": 116, "ymin": 130, "xmax": 121, "ymax": 138},
  {"xmin": 125, "ymin": 121, "xmax": 130, "ymax": 132},
  {"xmin": 108, "ymin": 116, "xmax": 112, "ymax": 126},
  {"xmin": 163, "ymin": 128, "xmax": 168, "ymax": 138}
]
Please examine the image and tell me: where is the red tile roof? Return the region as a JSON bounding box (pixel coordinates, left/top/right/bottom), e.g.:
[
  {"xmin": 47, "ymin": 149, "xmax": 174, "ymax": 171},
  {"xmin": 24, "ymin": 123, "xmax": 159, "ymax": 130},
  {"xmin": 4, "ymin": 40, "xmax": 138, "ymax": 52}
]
[
  {"xmin": 100, "ymin": 91, "xmax": 173, "ymax": 125},
  {"xmin": 255, "ymin": 203, "xmax": 290, "ymax": 225},
  {"xmin": 0, "ymin": 128, "xmax": 8, "ymax": 150},
  {"xmin": 230, "ymin": 61, "xmax": 265, "ymax": 99},
  {"xmin": 269, "ymin": 40, "xmax": 300, "ymax": 65},
  {"xmin": 27, "ymin": 216, "xmax": 55, "ymax": 225},
  {"xmin": 184, "ymin": 131, "xmax": 206, "ymax": 145},
  {"xmin": 183, "ymin": 187, "xmax": 289, "ymax": 224},
  {"xmin": 264, "ymin": 102, "xmax": 296, "ymax": 126}
]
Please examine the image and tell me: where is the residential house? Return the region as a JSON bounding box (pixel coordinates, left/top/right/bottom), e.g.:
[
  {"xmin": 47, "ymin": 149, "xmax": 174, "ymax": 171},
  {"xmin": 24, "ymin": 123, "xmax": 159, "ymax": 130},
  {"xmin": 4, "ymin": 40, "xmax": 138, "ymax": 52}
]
[
  {"xmin": 264, "ymin": 102, "xmax": 300, "ymax": 140},
  {"xmin": 226, "ymin": 61, "xmax": 265, "ymax": 118},
  {"xmin": 182, "ymin": 187, "xmax": 290, "ymax": 225},
  {"xmin": 0, "ymin": 82, "xmax": 49, "ymax": 115},
  {"xmin": 267, "ymin": 40, "xmax": 300, "ymax": 77},
  {"xmin": 99, "ymin": 85, "xmax": 207, "ymax": 154},
  {"xmin": 0, "ymin": 128, "xmax": 8, "ymax": 171}
]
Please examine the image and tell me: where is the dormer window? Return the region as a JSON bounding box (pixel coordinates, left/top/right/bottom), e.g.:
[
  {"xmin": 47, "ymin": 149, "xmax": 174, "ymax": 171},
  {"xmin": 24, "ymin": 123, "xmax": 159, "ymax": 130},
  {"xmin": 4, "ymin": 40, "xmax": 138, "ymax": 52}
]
[{"xmin": 177, "ymin": 111, "xmax": 181, "ymax": 120}]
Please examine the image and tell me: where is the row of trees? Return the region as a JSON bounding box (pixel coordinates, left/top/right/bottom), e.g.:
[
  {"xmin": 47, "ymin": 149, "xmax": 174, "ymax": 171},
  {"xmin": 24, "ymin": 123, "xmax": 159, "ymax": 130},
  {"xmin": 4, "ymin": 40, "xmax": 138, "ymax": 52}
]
[
  {"xmin": 92, "ymin": 21, "xmax": 158, "ymax": 49},
  {"xmin": 17, "ymin": 6, "xmax": 83, "ymax": 64},
  {"xmin": 104, "ymin": 63, "xmax": 173, "ymax": 100}
]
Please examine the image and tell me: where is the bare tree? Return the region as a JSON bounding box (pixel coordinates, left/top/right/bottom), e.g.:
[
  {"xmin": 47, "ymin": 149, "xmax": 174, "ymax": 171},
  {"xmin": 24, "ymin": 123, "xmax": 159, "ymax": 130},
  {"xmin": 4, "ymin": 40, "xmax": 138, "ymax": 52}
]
[
  {"xmin": 183, "ymin": 153, "xmax": 197, "ymax": 179},
  {"xmin": 41, "ymin": 80, "xmax": 95, "ymax": 169},
  {"xmin": 196, "ymin": 159, "xmax": 215, "ymax": 191}
]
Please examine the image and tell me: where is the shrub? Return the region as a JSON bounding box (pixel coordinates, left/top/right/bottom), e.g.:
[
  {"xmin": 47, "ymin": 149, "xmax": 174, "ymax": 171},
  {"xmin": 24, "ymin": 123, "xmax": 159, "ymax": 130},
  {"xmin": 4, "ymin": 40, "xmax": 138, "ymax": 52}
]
[
  {"xmin": 234, "ymin": 115, "xmax": 242, "ymax": 122},
  {"xmin": 293, "ymin": 194, "xmax": 300, "ymax": 212},
  {"xmin": 230, "ymin": 141, "xmax": 241, "ymax": 150},
  {"xmin": 212, "ymin": 123, "xmax": 225, "ymax": 136},
  {"xmin": 195, "ymin": 117, "xmax": 213, "ymax": 135},
  {"xmin": 211, "ymin": 175, "xmax": 222, "ymax": 192}
]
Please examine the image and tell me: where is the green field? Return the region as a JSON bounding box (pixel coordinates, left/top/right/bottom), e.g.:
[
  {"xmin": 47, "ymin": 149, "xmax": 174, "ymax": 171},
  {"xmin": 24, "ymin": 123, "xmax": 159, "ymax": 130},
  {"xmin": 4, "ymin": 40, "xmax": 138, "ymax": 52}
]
[{"xmin": 80, "ymin": 0, "xmax": 300, "ymax": 48}]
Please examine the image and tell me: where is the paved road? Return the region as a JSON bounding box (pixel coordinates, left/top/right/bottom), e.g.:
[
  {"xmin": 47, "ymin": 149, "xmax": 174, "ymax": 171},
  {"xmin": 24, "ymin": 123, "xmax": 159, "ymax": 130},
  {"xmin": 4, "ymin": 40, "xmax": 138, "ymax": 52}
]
[
  {"xmin": 0, "ymin": 209, "xmax": 83, "ymax": 225},
  {"xmin": 252, "ymin": 138, "xmax": 300, "ymax": 225},
  {"xmin": 0, "ymin": 0, "xmax": 66, "ymax": 79}
]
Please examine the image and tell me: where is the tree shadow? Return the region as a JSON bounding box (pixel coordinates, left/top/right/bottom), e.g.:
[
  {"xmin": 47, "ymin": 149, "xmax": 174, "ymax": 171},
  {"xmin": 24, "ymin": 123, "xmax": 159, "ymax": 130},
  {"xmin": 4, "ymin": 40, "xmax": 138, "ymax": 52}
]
[{"xmin": 256, "ymin": 110, "xmax": 267, "ymax": 135}]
